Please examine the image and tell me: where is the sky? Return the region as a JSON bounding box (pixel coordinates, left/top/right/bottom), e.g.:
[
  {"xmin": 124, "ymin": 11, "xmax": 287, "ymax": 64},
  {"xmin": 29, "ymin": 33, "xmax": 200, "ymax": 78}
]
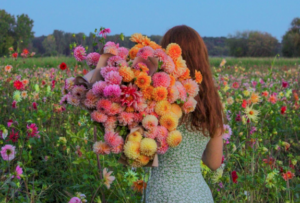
[{"xmin": 2, "ymin": 0, "xmax": 300, "ymax": 40}]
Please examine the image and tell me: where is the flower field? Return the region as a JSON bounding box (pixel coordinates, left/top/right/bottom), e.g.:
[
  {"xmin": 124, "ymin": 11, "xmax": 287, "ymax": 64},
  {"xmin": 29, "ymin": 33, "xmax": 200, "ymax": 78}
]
[{"xmin": 0, "ymin": 57, "xmax": 300, "ymax": 203}]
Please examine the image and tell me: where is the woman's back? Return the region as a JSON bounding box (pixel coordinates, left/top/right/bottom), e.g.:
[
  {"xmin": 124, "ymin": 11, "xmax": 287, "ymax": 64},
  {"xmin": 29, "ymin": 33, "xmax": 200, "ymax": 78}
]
[{"xmin": 146, "ymin": 125, "xmax": 214, "ymax": 203}]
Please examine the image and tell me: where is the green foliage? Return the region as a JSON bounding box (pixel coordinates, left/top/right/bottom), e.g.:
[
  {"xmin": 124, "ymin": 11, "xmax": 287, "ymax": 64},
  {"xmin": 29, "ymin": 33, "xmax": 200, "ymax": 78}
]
[
  {"xmin": 0, "ymin": 10, "xmax": 34, "ymax": 56},
  {"xmin": 282, "ymin": 17, "xmax": 300, "ymax": 57}
]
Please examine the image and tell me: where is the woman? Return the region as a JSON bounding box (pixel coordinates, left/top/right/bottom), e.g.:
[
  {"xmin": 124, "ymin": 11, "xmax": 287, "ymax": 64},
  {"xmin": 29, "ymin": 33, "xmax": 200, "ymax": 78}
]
[{"xmin": 146, "ymin": 25, "xmax": 225, "ymax": 203}]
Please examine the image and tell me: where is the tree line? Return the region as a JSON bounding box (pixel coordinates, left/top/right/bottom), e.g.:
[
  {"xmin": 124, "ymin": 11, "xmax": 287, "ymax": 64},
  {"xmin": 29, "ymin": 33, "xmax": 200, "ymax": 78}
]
[{"xmin": 1, "ymin": 9, "xmax": 300, "ymax": 57}]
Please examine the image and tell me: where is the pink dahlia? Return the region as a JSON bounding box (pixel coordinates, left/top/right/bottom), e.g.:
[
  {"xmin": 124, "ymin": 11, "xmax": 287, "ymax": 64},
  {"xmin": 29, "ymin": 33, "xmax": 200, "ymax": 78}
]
[
  {"xmin": 103, "ymin": 85, "xmax": 121, "ymax": 98},
  {"xmin": 73, "ymin": 45, "xmax": 86, "ymax": 62},
  {"xmin": 136, "ymin": 46, "xmax": 154, "ymax": 60},
  {"xmin": 105, "ymin": 71, "xmax": 122, "ymax": 85},
  {"xmin": 181, "ymin": 79, "xmax": 199, "ymax": 97},
  {"xmin": 152, "ymin": 72, "xmax": 171, "ymax": 88},
  {"xmin": 223, "ymin": 124, "xmax": 232, "ymax": 140},
  {"xmin": 1, "ymin": 144, "xmax": 16, "ymax": 161},
  {"xmin": 167, "ymin": 86, "xmax": 180, "ymax": 103},
  {"xmin": 156, "ymin": 126, "xmax": 169, "ymax": 142},
  {"xmin": 175, "ymin": 81, "xmax": 187, "ymax": 102},
  {"xmin": 182, "ymin": 97, "xmax": 197, "ymax": 114},
  {"xmin": 32, "ymin": 102, "xmax": 38, "ymax": 110},
  {"xmin": 104, "ymin": 132, "xmax": 123, "ymax": 147},
  {"xmin": 104, "ymin": 116, "xmax": 117, "ymax": 131},
  {"xmin": 133, "ymin": 98, "xmax": 147, "ymax": 112},
  {"xmin": 92, "ymin": 81, "xmax": 107, "ymax": 96},
  {"xmin": 99, "ymin": 28, "xmax": 111, "ymax": 38},
  {"xmin": 118, "ymin": 112, "xmax": 135, "ymax": 126},
  {"xmin": 64, "ymin": 77, "xmax": 75, "ymax": 91},
  {"xmin": 69, "ymin": 197, "xmax": 82, "ymax": 203},
  {"xmin": 72, "ymin": 85, "xmax": 87, "ymax": 99},
  {"xmin": 60, "ymin": 94, "xmax": 70, "ymax": 105},
  {"xmin": 157, "ymin": 139, "xmax": 169, "ymax": 154},
  {"xmin": 142, "ymin": 115, "xmax": 158, "ymax": 130},
  {"xmin": 161, "ymin": 56, "xmax": 175, "ymax": 74},
  {"xmin": 111, "ymin": 141, "xmax": 124, "ymax": 154},
  {"xmin": 117, "ymin": 47, "xmax": 129, "ymax": 60},
  {"xmin": 153, "ymin": 49, "xmax": 168, "ymax": 61},
  {"xmin": 144, "ymin": 128, "xmax": 157, "ymax": 139},
  {"xmin": 13, "ymin": 165, "xmax": 23, "ymax": 179},
  {"xmin": 12, "ymin": 101, "xmax": 17, "ymax": 109},
  {"xmin": 144, "ymin": 101, "xmax": 156, "ymax": 114},
  {"xmin": 91, "ymin": 111, "xmax": 108, "ymax": 123},
  {"xmin": 107, "ymin": 56, "xmax": 127, "ymax": 67},
  {"xmin": 107, "ymin": 103, "xmax": 123, "ymax": 116},
  {"xmin": 27, "ymin": 123, "xmax": 40, "ymax": 138},
  {"xmin": 100, "ymin": 66, "xmax": 119, "ymax": 78},
  {"xmin": 96, "ymin": 99, "xmax": 112, "ymax": 113},
  {"xmin": 67, "ymin": 95, "xmax": 80, "ymax": 106},
  {"xmin": 86, "ymin": 52, "xmax": 100, "ymax": 67},
  {"xmin": 120, "ymin": 84, "xmax": 142, "ymax": 107}
]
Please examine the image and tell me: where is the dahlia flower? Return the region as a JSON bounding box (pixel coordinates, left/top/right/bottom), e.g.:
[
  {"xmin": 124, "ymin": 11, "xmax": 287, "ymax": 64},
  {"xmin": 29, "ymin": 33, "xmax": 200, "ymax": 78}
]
[
  {"xmin": 103, "ymin": 168, "xmax": 115, "ymax": 189},
  {"xmin": 104, "ymin": 132, "xmax": 123, "ymax": 147},
  {"xmin": 68, "ymin": 197, "xmax": 82, "ymax": 203},
  {"xmin": 161, "ymin": 56, "xmax": 175, "ymax": 74},
  {"xmin": 160, "ymin": 113, "xmax": 178, "ymax": 131},
  {"xmin": 86, "ymin": 52, "xmax": 100, "ymax": 67},
  {"xmin": 136, "ymin": 155, "xmax": 150, "ymax": 166},
  {"xmin": 119, "ymin": 66, "xmax": 134, "ymax": 82},
  {"xmin": 93, "ymin": 141, "xmax": 110, "ymax": 155},
  {"xmin": 99, "ymin": 28, "xmax": 111, "ymax": 38},
  {"xmin": 152, "ymin": 72, "xmax": 171, "ymax": 88},
  {"xmin": 91, "ymin": 111, "xmax": 108, "ymax": 123},
  {"xmin": 181, "ymin": 79, "xmax": 199, "ymax": 97},
  {"xmin": 195, "ymin": 70, "xmax": 203, "ymax": 84},
  {"xmin": 27, "ymin": 123, "xmax": 40, "ymax": 138},
  {"xmin": 13, "ymin": 91, "xmax": 22, "ymax": 102},
  {"xmin": 73, "ymin": 45, "xmax": 87, "ymax": 61},
  {"xmin": 155, "ymin": 100, "xmax": 171, "ymax": 116},
  {"xmin": 59, "ymin": 62, "xmax": 67, "ymax": 70},
  {"xmin": 118, "ymin": 47, "xmax": 129, "ymax": 59},
  {"xmin": 244, "ymin": 105, "xmax": 260, "ymax": 122},
  {"xmin": 107, "ymin": 55, "xmax": 126, "ymax": 67},
  {"xmin": 182, "ymin": 97, "xmax": 197, "ymax": 114},
  {"xmin": 103, "ymin": 85, "xmax": 121, "ymax": 98},
  {"xmin": 222, "ymin": 124, "xmax": 232, "ymax": 140},
  {"xmin": 140, "ymin": 138, "xmax": 157, "ymax": 156},
  {"xmin": 124, "ymin": 141, "xmax": 140, "ymax": 159},
  {"xmin": 127, "ymin": 131, "xmax": 143, "ymax": 143},
  {"xmin": 167, "ymin": 130, "xmax": 182, "ymax": 147},
  {"xmin": 175, "ymin": 81, "xmax": 187, "ymax": 102},
  {"xmin": 100, "ymin": 66, "xmax": 119, "ymax": 78},
  {"xmin": 67, "ymin": 95, "xmax": 80, "ymax": 106},
  {"xmin": 72, "ymin": 85, "xmax": 87, "ymax": 99},
  {"xmin": 171, "ymin": 104, "xmax": 182, "ymax": 118},
  {"xmin": 118, "ymin": 112, "xmax": 135, "ymax": 126},
  {"xmin": 166, "ymin": 43, "xmax": 182, "ymax": 60},
  {"xmin": 135, "ymin": 72, "xmax": 151, "ymax": 89},
  {"xmin": 136, "ymin": 46, "xmax": 154, "ymax": 60},
  {"xmin": 167, "ymin": 86, "xmax": 180, "ymax": 103},
  {"xmin": 4, "ymin": 65, "xmax": 13, "ymax": 73},
  {"xmin": 1, "ymin": 144, "xmax": 16, "ymax": 161},
  {"xmin": 142, "ymin": 115, "xmax": 158, "ymax": 130},
  {"xmin": 157, "ymin": 139, "xmax": 169, "ymax": 154},
  {"xmin": 13, "ymin": 165, "xmax": 23, "ymax": 179},
  {"xmin": 152, "ymin": 86, "xmax": 168, "ymax": 101},
  {"xmin": 120, "ymin": 84, "xmax": 142, "ymax": 107},
  {"xmin": 92, "ymin": 81, "xmax": 107, "ymax": 96},
  {"xmin": 144, "ymin": 128, "xmax": 158, "ymax": 139},
  {"xmin": 104, "ymin": 71, "xmax": 122, "ymax": 85},
  {"xmin": 153, "ymin": 49, "xmax": 168, "ymax": 61},
  {"xmin": 65, "ymin": 77, "xmax": 75, "ymax": 91}
]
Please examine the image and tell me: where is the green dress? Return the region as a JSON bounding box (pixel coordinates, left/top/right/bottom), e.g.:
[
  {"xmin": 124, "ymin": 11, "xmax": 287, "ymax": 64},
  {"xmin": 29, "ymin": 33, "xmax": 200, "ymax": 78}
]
[{"xmin": 146, "ymin": 125, "xmax": 214, "ymax": 203}]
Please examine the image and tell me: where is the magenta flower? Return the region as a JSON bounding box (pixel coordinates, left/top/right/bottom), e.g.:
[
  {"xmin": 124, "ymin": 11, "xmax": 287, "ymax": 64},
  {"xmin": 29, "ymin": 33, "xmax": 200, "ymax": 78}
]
[
  {"xmin": 103, "ymin": 85, "xmax": 121, "ymax": 98},
  {"xmin": 99, "ymin": 28, "xmax": 111, "ymax": 38},
  {"xmin": 7, "ymin": 119, "xmax": 13, "ymax": 127},
  {"xmin": 12, "ymin": 165, "xmax": 23, "ymax": 179},
  {"xmin": 32, "ymin": 102, "xmax": 37, "ymax": 110},
  {"xmin": 69, "ymin": 197, "xmax": 82, "ymax": 203},
  {"xmin": 86, "ymin": 52, "xmax": 100, "ymax": 67},
  {"xmin": 222, "ymin": 124, "xmax": 232, "ymax": 140},
  {"xmin": 73, "ymin": 45, "xmax": 87, "ymax": 62},
  {"xmin": 27, "ymin": 123, "xmax": 40, "ymax": 138},
  {"xmin": 1, "ymin": 144, "xmax": 16, "ymax": 161},
  {"xmin": 12, "ymin": 101, "xmax": 17, "ymax": 109},
  {"xmin": 282, "ymin": 81, "xmax": 289, "ymax": 88}
]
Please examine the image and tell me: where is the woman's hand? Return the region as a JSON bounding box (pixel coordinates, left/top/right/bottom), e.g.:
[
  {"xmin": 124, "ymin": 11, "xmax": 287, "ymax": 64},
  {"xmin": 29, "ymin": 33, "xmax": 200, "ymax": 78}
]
[{"xmin": 201, "ymin": 128, "xmax": 223, "ymax": 171}]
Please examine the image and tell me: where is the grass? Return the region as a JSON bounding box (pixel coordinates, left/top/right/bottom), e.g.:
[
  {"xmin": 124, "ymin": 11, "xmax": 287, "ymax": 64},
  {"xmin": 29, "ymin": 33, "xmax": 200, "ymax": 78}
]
[{"xmin": 1, "ymin": 56, "xmax": 300, "ymax": 69}]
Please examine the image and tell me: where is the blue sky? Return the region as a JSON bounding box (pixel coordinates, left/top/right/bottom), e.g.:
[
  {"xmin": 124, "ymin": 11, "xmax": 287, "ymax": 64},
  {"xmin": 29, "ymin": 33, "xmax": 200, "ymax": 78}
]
[{"xmin": 2, "ymin": 0, "xmax": 299, "ymax": 40}]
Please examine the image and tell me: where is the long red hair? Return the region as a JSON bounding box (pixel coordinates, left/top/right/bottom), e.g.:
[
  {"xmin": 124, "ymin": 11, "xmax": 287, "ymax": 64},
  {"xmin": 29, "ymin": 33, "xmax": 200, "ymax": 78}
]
[{"xmin": 161, "ymin": 25, "xmax": 224, "ymax": 138}]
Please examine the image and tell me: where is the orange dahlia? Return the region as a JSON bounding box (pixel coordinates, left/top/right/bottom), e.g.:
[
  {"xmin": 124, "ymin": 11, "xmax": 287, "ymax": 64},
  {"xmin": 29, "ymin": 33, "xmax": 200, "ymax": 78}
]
[
  {"xmin": 171, "ymin": 104, "xmax": 182, "ymax": 118},
  {"xmin": 152, "ymin": 87, "xmax": 168, "ymax": 101},
  {"xmin": 155, "ymin": 100, "xmax": 171, "ymax": 116},
  {"xmin": 130, "ymin": 33, "xmax": 144, "ymax": 43},
  {"xmin": 132, "ymin": 180, "xmax": 147, "ymax": 193},
  {"xmin": 135, "ymin": 72, "xmax": 151, "ymax": 89},
  {"xmin": 140, "ymin": 36, "xmax": 151, "ymax": 46},
  {"xmin": 178, "ymin": 67, "xmax": 191, "ymax": 81},
  {"xmin": 195, "ymin": 70, "xmax": 203, "ymax": 84},
  {"xmin": 137, "ymin": 63, "xmax": 149, "ymax": 73},
  {"xmin": 166, "ymin": 43, "xmax": 182, "ymax": 60},
  {"xmin": 129, "ymin": 45, "xmax": 143, "ymax": 59},
  {"xmin": 169, "ymin": 75, "xmax": 176, "ymax": 87},
  {"xmin": 119, "ymin": 67, "xmax": 134, "ymax": 82},
  {"xmin": 160, "ymin": 113, "xmax": 178, "ymax": 131},
  {"xmin": 136, "ymin": 155, "xmax": 150, "ymax": 166},
  {"xmin": 149, "ymin": 41, "xmax": 161, "ymax": 50},
  {"xmin": 142, "ymin": 86, "xmax": 154, "ymax": 100},
  {"xmin": 167, "ymin": 130, "xmax": 182, "ymax": 147},
  {"xmin": 125, "ymin": 106, "xmax": 135, "ymax": 113}
]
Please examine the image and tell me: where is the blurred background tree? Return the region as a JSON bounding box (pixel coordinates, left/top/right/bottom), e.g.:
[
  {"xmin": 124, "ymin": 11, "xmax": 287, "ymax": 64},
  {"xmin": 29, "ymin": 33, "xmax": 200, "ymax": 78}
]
[{"xmin": 282, "ymin": 17, "xmax": 300, "ymax": 57}]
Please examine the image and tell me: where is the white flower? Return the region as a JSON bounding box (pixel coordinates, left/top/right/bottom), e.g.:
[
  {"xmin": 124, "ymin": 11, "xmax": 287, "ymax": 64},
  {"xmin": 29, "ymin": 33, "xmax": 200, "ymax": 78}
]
[{"xmin": 2, "ymin": 129, "xmax": 8, "ymax": 140}]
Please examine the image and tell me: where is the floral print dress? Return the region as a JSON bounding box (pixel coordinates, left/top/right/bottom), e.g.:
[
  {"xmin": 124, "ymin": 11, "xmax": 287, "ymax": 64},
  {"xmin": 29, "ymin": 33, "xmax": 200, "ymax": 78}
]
[{"xmin": 146, "ymin": 125, "xmax": 214, "ymax": 203}]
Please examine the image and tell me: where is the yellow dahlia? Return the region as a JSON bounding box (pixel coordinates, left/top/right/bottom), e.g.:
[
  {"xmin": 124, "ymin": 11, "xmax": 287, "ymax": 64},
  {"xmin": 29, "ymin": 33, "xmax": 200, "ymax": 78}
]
[
  {"xmin": 160, "ymin": 113, "xmax": 178, "ymax": 131},
  {"xmin": 124, "ymin": 141, "xmax": 140, "ymax": 159},
  {"xmin": 152, "ymin": 86, "xmax": 168, "ymax": 101},
  {"xmin": 166, "ymin": 43, "xmax": 182, "ymax": 60},
  {"xmin": 244, "ymin": 105, "xmax": 260, "ymax": 122},
  {"xmin": 127, "ymin": 131, "xmax": 143, "ymax": 143},
  {"xmin": 250, "ymin": 92, "xmax": 261, "ymax": 104},
  {"xmin": 167, "ymin": 130, "xmax": 182, "ymax": 147},
  {"xmin": 155, "ymin": 100, "xmax": 171, "ymax": 116},
  {"xmin": 119, "ymin": 66, "xmax": 134, "ymax": 82},
  {"xmin": 171, "ymin": 104, "xmax": 182, "ymax": 118},
  {"xmin": 135, "ymin": 72, "xmax": 151, "ymax": 89},
  {"xmin": 140, "ymin": 138, "xmax": 157, "ymax": 156},
  {"xmin": 130, "ymin": 33, "xmax": 144, "ymax": 43}
]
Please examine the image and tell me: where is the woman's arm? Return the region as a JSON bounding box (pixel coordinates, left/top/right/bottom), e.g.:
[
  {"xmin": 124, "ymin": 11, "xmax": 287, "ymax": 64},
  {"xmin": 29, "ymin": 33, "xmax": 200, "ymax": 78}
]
[{"xmin": 201, "ymin": 128, "xmax": 223, "ymax": 171}]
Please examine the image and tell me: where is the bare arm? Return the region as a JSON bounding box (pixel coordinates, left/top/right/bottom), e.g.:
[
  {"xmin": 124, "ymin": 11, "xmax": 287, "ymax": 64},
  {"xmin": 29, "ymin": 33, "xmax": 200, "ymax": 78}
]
[{"xmin": 201, "ymin": 128, "xmax": 223, "ymax": 171}]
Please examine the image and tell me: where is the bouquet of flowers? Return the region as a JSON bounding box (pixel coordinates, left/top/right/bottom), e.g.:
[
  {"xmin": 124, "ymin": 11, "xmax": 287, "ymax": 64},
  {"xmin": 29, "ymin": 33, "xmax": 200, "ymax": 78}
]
[{"xmin": 60, "ymin": 33, "xmax": 202, "ymax": 167}]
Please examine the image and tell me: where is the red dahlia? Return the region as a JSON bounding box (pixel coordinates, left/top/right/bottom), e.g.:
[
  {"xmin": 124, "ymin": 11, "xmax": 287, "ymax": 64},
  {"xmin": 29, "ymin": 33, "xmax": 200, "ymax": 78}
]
[
  {"xmin": 13, "ymin": 80, "xmax": 24, "ymax": 90},
  {"xmin": 59, "ymin": 62, "xmax": 67, "ymax": 70},
  {"xmin": 120, "ymin": 84, "xmax": 142, "ymax": 107},
  {"xmin": 12, "ymin": 53, "xmax": 18, "ymax": 58}
]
